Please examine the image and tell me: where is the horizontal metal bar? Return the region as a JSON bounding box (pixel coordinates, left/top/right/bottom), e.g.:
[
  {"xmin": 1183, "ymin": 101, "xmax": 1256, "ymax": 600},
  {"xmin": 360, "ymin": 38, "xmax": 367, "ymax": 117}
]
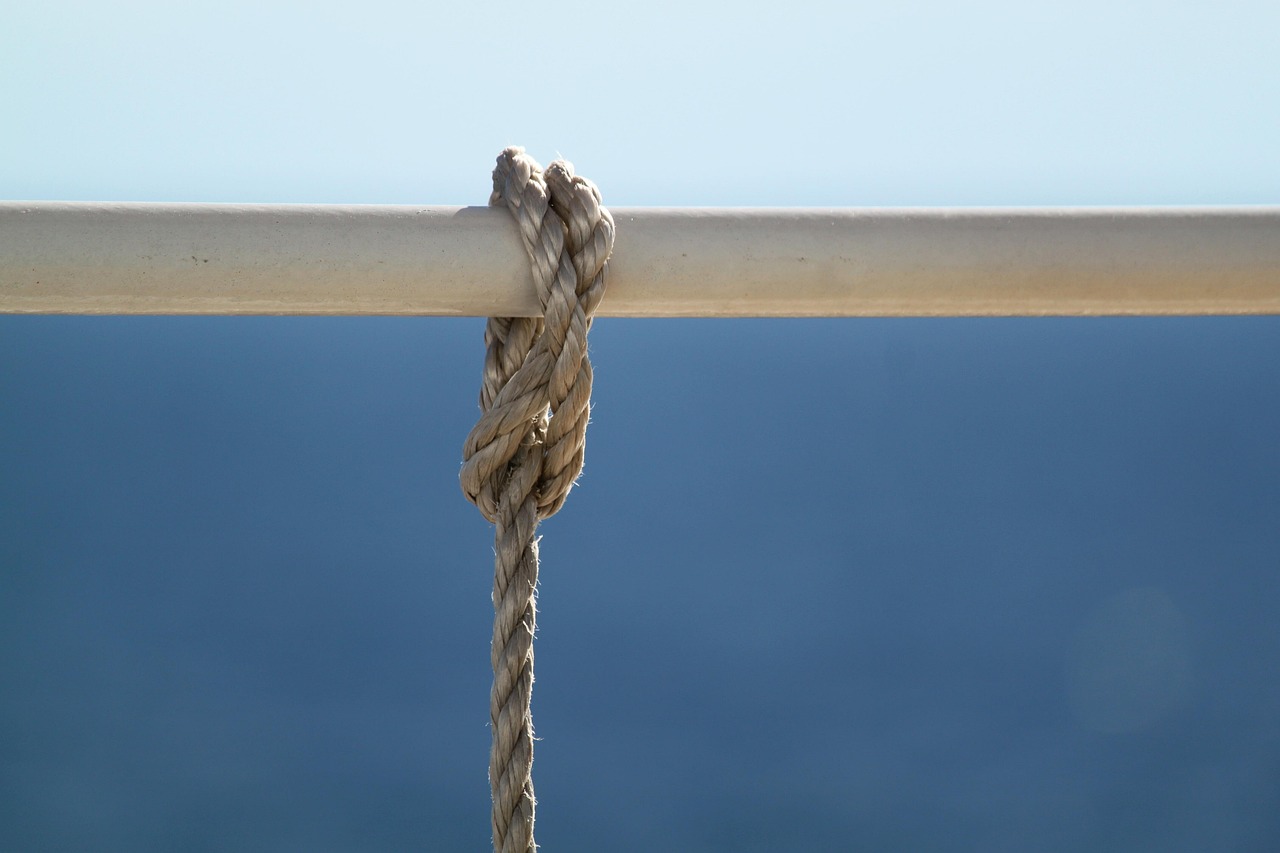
[{"xmin": 2, "ymin": 202, "xmax": 1278, "ymax": 317}]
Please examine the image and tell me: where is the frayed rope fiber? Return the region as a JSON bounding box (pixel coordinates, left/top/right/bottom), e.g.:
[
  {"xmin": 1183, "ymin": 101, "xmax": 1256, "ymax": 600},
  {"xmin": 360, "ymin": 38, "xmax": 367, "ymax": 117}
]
[{"xmin": 460, "ymin": 147, "xmax": 614, "ymax": 853}]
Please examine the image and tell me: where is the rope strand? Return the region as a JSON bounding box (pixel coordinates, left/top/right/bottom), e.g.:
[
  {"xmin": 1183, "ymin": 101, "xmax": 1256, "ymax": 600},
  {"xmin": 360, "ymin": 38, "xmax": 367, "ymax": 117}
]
[{"xmin": 461, "ymin": 147, "xmax": 613, "ymax": 853}]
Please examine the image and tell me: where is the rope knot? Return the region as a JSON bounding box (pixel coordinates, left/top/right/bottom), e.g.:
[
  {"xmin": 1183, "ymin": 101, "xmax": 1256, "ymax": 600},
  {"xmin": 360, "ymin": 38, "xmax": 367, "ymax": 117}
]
[{"xmin": 461, "ymin": 147, "xmax": 613, "ymax": 522}]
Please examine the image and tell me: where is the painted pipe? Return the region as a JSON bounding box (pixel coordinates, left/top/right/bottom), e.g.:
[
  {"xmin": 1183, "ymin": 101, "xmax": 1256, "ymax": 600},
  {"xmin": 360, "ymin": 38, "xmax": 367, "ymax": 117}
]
[{"xmin": 2, "ymin": 202, "xmax": 1278, "ymax": 317}]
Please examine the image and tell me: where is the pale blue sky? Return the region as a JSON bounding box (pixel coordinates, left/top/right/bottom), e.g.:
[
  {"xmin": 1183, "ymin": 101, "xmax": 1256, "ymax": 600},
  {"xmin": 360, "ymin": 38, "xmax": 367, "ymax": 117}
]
[{"xmin": 4, "ymin": 0, "xmax": 1278, "ymax": 206}]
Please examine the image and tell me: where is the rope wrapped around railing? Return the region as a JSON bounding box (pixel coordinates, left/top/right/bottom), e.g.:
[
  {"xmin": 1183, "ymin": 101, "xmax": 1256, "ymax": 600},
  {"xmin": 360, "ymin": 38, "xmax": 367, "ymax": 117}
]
[{"xmin": 460, "ymin": 147, "xmax": 614, "ymax": 853}]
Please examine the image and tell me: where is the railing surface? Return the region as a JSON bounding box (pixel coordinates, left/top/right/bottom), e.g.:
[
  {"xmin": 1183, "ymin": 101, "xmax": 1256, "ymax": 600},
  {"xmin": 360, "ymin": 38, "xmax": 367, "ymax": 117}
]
[{"xmin": 2, "ymin": 202, "xmax": 1278, "ymax": 317}]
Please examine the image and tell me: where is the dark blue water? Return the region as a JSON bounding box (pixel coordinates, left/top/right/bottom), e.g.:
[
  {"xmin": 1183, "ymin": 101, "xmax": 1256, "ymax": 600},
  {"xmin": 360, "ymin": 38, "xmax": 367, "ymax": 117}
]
[{"xmin": 2, "ymin": 316, "xmax": 1278, "ymax": 851}]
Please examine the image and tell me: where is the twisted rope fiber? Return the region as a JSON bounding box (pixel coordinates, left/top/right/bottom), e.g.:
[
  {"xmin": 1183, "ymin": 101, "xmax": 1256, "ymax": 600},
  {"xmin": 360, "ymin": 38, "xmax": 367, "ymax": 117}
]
[{"xmin": 461, "ymin": 147, "xmax": 614, "ymax": 853}]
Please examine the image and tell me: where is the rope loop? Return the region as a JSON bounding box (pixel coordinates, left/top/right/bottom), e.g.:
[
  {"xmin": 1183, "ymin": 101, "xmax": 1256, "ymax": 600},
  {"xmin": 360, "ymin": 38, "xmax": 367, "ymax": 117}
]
[{"xmin": 461, "ymin": 147, "xmax": 614, "ymax": 522}]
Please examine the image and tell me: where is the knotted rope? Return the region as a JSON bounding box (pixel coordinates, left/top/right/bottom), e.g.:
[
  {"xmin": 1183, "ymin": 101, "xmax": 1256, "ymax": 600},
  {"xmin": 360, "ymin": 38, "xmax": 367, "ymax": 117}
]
[{"xmin": 461, "ymin": 147, "xmax": 614, "ymax": 853}]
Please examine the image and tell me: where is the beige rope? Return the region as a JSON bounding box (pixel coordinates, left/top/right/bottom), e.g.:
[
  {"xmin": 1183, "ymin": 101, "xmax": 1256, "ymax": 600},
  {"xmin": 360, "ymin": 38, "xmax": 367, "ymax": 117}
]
[{"xmin": 461, "ymin": 147, "xmax": 614, "ymax": 853}]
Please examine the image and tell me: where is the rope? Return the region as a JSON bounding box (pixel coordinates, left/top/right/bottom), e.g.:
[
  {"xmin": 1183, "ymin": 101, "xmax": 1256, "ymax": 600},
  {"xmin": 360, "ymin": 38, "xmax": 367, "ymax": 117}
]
[{"xmin": 461, "ymin": 147, "xmax": 614, "ymax": 853}]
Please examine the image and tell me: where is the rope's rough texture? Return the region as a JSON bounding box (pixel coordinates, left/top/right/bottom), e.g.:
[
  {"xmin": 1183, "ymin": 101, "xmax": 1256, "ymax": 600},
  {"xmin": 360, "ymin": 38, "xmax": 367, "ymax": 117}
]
[{"xmin": 461, "ymin": 147, "xmax": 613, "ymax": 853}]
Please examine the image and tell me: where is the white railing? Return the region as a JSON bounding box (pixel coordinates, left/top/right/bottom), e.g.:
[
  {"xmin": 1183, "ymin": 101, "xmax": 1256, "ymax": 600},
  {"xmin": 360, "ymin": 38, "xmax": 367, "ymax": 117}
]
[{"xmin": 2, "ymin": 202, "xmax": 1278, "ymax": 316}]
